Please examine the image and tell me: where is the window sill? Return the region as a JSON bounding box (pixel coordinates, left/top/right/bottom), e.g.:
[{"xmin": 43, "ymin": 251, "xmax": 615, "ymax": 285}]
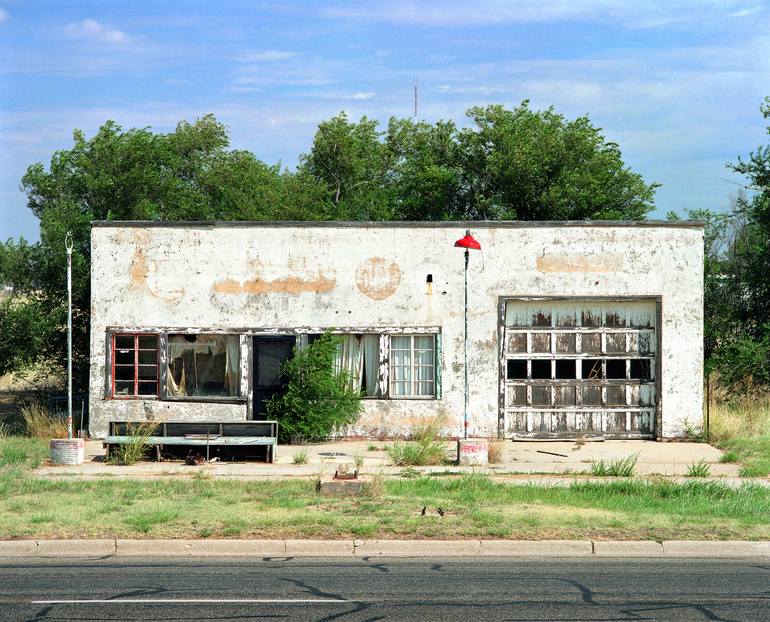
[{"xmin": 162, "ymin": 396, "xmax": 246, "ymax": 405}]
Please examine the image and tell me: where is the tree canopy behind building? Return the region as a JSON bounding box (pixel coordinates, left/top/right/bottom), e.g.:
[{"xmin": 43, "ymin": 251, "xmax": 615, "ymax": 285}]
[{"xmin": 0, "ymin": 101, "xmax": 657, "ymax": 389}]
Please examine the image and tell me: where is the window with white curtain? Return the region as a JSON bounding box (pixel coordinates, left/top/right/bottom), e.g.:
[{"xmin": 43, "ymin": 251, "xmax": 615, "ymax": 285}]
[
  {"xmin": 333, "ymin": 334, "xmax": 382, "ymax": 397},
  {"xmin": 389, "ymin": 335, "xmax": 435, "ymax": 398}
]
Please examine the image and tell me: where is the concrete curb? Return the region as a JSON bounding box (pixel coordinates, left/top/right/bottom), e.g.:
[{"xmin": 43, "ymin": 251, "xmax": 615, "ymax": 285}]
[
  {"xmin": 0, "ymin": 539, "xmax": 768, "ymax": 558},
  {"xmin": 662, "ymin": 541, "xmax": 770, "ymax": 557}
]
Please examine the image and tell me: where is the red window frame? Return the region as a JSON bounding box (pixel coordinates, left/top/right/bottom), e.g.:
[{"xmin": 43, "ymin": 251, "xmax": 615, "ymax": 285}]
[{"xmin": 111, "ymin": 333, "xmax": 159, "ymax": 398}]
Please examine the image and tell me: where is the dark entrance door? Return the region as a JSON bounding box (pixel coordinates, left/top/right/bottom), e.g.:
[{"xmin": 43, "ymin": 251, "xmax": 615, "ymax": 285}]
[{"xmin": 252, "ymin": 336, "xmax": 295, "ymax": 418}]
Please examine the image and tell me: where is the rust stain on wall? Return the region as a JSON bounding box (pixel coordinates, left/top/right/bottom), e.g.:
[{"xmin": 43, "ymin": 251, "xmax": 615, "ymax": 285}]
[
  {"xmin": 356, "ymin": 257, "xmax": 401, "ymax": 300},
  {"xmin": 536, "ymin": 254, "xmax": 623, "ymax": 273},
  {"xmin": 213, "ymin": 272, "xmax": 336, "ymax": 295}
]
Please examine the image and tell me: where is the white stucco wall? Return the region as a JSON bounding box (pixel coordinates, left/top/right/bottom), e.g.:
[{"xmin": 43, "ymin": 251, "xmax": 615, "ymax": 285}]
[{"xmin": 89, "ymin": 221, "xmax": 703, "ymax": 439}]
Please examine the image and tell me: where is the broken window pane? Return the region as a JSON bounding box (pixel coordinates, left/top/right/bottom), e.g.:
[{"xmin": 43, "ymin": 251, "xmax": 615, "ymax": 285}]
[
  {"xmin": 630, "ymin": 359, "xmax": 652, "ymax": 381},
  {"xmin": 507, "ymin": 359, "xmax": 527, "ymax": 380},
  {"xmin": 555, "ymin": 359, "xmax": 576, "ymax": 379},
  {"xmin": 167, "ymin": 334, "xmax": 240, "ymax": 398},
  {"xmin": 581, "ymin": 359, "xmax": 602, "ymax": 380},
  {"xmin": 531, "ymin": 360, "xmax": 551, "ymax": 379},
  {"xmin": 606, "ymin": 359, "xmax": 626, "ymax": 379}
]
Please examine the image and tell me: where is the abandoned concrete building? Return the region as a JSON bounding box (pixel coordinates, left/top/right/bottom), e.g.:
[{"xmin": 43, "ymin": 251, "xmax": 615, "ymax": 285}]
[{"xmin": 88, "ymin": 220, "xmax": 704, "ymax": 445}]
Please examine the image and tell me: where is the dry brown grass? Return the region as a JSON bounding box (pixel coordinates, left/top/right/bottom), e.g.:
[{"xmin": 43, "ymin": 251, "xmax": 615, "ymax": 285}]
[
  {"xmin": 709, "ymin": 383, "xmax": 770, "ymax": 442},
  {"xmin": 487, "ymin": 438, "xmax": 506, "ymax": 464},
  {"xmin": 707, "ymin": 377, "xmax": 770, "ymax": 477},
  {"xmin": 19, "ymin": 402, "xmax": 68, "ymax": 439}
]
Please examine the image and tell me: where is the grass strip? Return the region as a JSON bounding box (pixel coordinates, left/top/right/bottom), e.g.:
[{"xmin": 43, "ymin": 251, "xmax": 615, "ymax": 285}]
[{"xmin": 1, "ymin": 465, "xmax": 768, "ymax": 541}]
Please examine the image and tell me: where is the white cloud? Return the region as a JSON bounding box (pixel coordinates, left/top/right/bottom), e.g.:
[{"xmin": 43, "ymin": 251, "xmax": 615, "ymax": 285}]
[
  {"xmin": 321, "ymin": 0, "xmax": 757, "ymax": 29},
  {"xmin": 64, "ymin": 19, "xmax": 128, "ymax": 43},
  {"xmin": 0, "ymin": 8, "xmax": 8, "ymax": 24},
  {"xmin": 351, "ymin": 91, "xmax": 375, "ymax": 100},
  {"xmin": 729, "ymin": 5, "xmax": 764, "ymax": 17},
  {"xmin": 237, "ymin": 49, "xmax": 298, "ymax": 62}
]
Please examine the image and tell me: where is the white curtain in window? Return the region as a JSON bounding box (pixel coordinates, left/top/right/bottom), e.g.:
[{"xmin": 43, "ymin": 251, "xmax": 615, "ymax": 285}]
[
  {"xmin": 414, "ymin": 336, "xmax": 435, "ymax": 396},
  {"xmin": 335, "ymin": 335, "xmax": 363, "ymax": 392},
  {"xmin": 225, "ymin": 337, "xmax": 240, "ymax": 393},
  {"xmin": 390, "ymin": 335, "xmax": 411, "ymax": 396},
  {"xmin": 362, "ymin": 335, "xmax": 381, "ymax": 397}
]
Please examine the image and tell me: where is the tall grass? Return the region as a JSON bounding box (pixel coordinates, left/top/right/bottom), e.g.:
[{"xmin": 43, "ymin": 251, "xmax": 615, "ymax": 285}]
[
  {"xmin": 108, "ymin": 421, "xmax": 158, "ymax": 465},
  {"xmin": 590, "ymin": 455, "xmax": 638, "ymax": 477},
  {"xmin": 19, "ymin": 402, "xmax": 68, "ymax": 439},
  {"xmin": 386, "ymin": 418, "xmax": 448, "ymax": 466},
  {"xmin": 708, "ymin": 378, "xmax": 770, "ymax": 477}
]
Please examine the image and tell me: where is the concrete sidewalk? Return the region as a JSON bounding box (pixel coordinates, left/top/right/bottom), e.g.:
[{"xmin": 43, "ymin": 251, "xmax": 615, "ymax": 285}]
[
  {"xmin": 1, "ymin": 538, "xmax": 768, "ymax": 558},
  {"xmin": 34, "ymin": 438, "xmax": 747, "ymax": 480}
]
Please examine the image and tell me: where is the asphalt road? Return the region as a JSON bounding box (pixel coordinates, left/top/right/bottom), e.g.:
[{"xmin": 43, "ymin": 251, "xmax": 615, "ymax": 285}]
[{"xmin": 0, "ymin": 556, "xmax": 768, "ymax": 621}]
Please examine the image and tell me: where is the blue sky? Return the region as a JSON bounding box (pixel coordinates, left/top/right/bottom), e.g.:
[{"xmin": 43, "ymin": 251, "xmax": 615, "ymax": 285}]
[{"xmin": 1, "ymin": 1, "xmax": 768, "ymax": 241}]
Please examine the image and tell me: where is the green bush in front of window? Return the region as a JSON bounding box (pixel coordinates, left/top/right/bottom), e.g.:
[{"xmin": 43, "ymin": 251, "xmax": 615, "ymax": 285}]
[{"xmin": 266, "ymin": 332, "xmax": 362, "ymax": 443}]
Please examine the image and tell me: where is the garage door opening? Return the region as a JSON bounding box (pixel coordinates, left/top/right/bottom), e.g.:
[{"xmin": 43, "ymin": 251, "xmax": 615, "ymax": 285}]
[{"xmin": 501, "ymin": 299, "xmax": 658, "ymax": 439}]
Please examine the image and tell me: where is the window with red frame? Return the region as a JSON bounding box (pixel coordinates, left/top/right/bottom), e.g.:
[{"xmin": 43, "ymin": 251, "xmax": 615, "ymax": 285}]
[{"xmin": 112, "ymin": 334, "xmax": 159, "ymax": 397}]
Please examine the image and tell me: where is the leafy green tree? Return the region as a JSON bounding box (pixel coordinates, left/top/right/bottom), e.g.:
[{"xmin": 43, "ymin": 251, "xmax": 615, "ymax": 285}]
[
  {"xmin": 300, "ymin": 102, "xmax": 658, "ymax": 221},
  {"xmin": 457, "ymin": 103, "xmax": 657, "ymax": 220},
  {"xmin": 728, "ymin": 97, "xmax": 770, "ymax": 330},
  {"xmin": 300, "ymin": 113, "xmax": 395, "ymax": 220},
  {"xmin": 5, "ymin": 115, "xmax": 329, "ymax": 391},
  {"xmin": 266, "ymin": 333, "xmax": 362, "ymax": 442},
  {"xmin": 385, "ymin": 118, "xmax": 463, "ymax": 220}
]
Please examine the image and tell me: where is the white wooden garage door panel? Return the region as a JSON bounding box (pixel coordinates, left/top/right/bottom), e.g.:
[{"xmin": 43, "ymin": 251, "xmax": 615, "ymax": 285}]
[{"xmin": 502, "ymin": 299, "xmax": 657, "ymax": 439}]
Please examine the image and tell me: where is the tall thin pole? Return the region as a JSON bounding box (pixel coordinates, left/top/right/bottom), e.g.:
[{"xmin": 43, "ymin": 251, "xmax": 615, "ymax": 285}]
[
  {"xmin": 65, "ymin": 232, "xmax": 73, "ymax": 440},
  {"xmin": 414, "ymin": 85, "xmax": 418, "ymax": 119},
  {"xmin": 463, "ymin": 248, "xmax": 469, "ymax": 439}
]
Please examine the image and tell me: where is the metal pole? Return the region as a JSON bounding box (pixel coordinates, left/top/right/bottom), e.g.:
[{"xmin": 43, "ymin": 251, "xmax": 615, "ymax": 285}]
[
  {"xmin": 65, "ymin": 232, "xmax": 73, "ymax": 440},
  {"xmin": 463, "ymin": 248, "xmax": 469, "ymax": 440}
]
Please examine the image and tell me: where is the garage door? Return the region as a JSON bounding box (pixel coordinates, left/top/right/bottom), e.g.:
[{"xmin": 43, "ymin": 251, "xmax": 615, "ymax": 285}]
[{"xmin": 501, "ymin": 299, "xmax": 657, "ymax": 439}]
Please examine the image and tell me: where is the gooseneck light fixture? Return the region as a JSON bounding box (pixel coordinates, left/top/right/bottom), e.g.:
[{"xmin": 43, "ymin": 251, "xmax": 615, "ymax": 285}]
[{"xmin": 454, "ymin": 230, "xmax": 481, "ymax": 439}]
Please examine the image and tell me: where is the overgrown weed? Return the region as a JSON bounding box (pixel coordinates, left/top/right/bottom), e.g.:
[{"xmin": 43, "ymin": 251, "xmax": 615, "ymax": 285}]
[
  {"xmin": 590, "ymin": 455, "xmax": 638, "ymax": 477},
  {"xmin": 687, "ymin": 460, "xmax": 711, "ymax": 478},
  {"xmin": 19, "ymin": 402, "xmax": 67, "ymax": 439},
  {"xmin": 108, "ymin": 421, "xmax": 157, "ymax": 465},
  {"xmin": 386, "ymin": 418, "xmax": 448, "ymax": 466}
]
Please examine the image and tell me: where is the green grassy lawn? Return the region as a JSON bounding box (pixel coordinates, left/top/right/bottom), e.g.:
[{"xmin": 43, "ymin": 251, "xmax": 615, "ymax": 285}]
[
  {"xmin": 1, "ymin": 436, "xmax": 769, "ymax": 540},
  {"xmin": 717, "ymin": 435, "xmax": 770, "ymax": 477}
]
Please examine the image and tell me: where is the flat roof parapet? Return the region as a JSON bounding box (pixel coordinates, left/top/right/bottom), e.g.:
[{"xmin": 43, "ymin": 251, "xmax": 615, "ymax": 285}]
[{"xmin": 92, "ymin": 220, "xmax": 705, "ymax": 229}]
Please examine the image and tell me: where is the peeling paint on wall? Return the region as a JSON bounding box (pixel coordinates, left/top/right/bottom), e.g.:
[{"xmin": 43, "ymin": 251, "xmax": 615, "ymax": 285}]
[
  {"xmin": 536, "ymin": 254, "xmax": 624, "ymax": 273},
  {"xmin": 356, "ymin": 257, "xmax": 401, "ymax": 300},
  {"xmin": 213, "ymin": 272, "xmax": 336, "ymax": 295},
  {"xmin": 128, "ymin": 231, "xmax": 186, "ymax": 304}
]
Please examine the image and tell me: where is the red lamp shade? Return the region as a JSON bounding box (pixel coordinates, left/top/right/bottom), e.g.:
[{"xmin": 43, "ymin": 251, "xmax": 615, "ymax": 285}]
[{"xmin": 454, "ymin": 230, "xmax": 481, "ymax": 250}]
